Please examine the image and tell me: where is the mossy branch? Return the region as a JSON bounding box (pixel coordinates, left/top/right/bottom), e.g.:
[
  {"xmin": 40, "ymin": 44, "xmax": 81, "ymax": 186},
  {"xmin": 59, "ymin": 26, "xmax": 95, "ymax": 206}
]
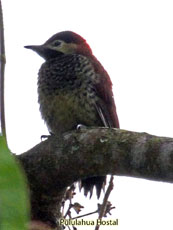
[{"xmin": 17, "ymin": 128, "xmax": 173, "ymax": 227}]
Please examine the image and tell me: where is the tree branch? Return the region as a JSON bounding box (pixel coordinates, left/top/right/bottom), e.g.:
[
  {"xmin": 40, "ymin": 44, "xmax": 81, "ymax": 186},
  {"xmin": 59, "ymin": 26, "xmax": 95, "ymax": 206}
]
[
  {"xmin": 0, "ymin": 0, "xmax": 7, "ymax": 143},
  {"xmin": 17, "ymin": 128, "xmax": 173, "ymax": 227}
]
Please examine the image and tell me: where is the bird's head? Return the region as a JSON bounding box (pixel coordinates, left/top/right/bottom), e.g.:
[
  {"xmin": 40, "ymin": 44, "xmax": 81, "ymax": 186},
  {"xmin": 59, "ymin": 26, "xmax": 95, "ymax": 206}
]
[{"xmin": 25, "ymin": 31, "xmax": 92, "ymax": 60}]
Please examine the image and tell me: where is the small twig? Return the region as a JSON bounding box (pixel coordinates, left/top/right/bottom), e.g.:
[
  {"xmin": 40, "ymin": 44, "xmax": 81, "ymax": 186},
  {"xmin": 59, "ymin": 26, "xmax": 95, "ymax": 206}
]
[
  {"xmin": 0, "ymin": 0, "xmax": 7, "ymax": 145},
  {"xmin": 61, "ymin": 200, "xmax": 65, "ymax": 217},
  {"xmin": 64, "ymin": 203, "xmax": 73, "ymax": 219},
  {"xmin": 63, "ymin": 185, "xmax": 76, "ymax": 218},
  {"xmin": 95, "ymin": 176, "xmax": 114, "ymax": 230},
  {"xmin": 72, "ymin": 210, "xmax": 98, "ymax": 219}
]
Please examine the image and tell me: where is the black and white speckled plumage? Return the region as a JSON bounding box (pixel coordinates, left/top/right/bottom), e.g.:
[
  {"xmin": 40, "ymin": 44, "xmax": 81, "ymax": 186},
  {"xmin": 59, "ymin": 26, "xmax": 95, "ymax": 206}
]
[{"xmin": 38, "ymin": 54, "xmax": 104, "ymax": 135}]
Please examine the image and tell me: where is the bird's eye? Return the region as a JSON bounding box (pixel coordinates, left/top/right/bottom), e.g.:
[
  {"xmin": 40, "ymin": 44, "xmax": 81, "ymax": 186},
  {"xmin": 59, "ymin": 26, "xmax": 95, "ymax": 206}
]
[{"xmin": 53, "ymin": 40, "xmax": 61, "ymax": 47}]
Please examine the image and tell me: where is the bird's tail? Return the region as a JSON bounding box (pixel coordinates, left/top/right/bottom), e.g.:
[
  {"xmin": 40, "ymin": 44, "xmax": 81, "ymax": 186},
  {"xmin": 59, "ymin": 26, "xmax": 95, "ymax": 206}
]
[{"xmin": 80, "ymin": 176, "xmax": 106, "ymax": 199}]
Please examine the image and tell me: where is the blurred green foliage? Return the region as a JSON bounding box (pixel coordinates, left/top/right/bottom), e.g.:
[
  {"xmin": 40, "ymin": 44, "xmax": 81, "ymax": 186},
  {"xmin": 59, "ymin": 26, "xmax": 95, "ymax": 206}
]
[{"xmin": 0, "ymin": 136, "xmax": 29, "ymax": 230}]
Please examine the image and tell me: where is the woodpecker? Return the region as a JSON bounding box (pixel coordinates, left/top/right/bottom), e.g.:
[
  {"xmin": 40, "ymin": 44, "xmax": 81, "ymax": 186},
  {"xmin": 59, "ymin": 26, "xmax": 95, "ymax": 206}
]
[{"xmin": 25, "ymin": 31, "xmax": 119, "ymax": 199}]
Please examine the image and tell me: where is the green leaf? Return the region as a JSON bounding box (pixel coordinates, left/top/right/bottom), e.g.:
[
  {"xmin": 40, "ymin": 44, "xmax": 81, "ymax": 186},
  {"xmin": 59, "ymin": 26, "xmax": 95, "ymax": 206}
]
[{"xmin": 0, "ymin": 136, "xmax": 29, "ymax": 230}]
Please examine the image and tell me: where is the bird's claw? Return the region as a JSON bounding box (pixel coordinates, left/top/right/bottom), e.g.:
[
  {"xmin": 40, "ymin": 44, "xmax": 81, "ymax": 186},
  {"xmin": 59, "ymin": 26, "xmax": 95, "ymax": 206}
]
[
  {"xmin": 40, "ymin": 134, "xmax": 51, "ymax": 141},
  {"xmin": 76, "ymin": 124, "xmax": 87, "ymax": 130}
]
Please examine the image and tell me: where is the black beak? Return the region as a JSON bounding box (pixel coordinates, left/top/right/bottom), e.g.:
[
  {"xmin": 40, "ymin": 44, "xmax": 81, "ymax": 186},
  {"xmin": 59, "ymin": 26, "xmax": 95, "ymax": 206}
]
[
  {"xmin": 24, "ymin": 45, "xmax": 48, "ymax": 59},
  {"xmin": 24, "ymin": 45, "xmax": 43, "ymax": 52},
  {"xmin": 24, "ymin": 44, "xmax": 63, "ymax": 60},
  {"xmin": 24, "ymin": 45, "xmax": 34, "ymax": 49}
]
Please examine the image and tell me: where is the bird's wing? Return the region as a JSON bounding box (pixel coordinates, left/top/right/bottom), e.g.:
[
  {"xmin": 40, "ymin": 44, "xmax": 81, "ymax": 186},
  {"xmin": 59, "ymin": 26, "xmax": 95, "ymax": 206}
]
[
  {"xmin": 81, "ymin": 55, "xmax": 120, "ymax": 199},
  {"xmin": 93, "ymin": 68, "xmax": 120, "ymax": 129}
]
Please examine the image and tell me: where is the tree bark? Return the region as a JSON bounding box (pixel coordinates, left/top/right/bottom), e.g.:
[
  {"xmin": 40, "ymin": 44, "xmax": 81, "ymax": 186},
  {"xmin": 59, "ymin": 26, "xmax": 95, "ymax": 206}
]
[{"xmin": 17, "ymin": 127, "xmax": 173, "ymax": 228}]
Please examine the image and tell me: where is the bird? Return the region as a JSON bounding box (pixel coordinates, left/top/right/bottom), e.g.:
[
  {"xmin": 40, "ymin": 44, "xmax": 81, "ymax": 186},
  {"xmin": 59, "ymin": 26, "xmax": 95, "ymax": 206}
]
[{"xmin": 25, "ymin": 31, "xmax": 120, "ymax": 199}]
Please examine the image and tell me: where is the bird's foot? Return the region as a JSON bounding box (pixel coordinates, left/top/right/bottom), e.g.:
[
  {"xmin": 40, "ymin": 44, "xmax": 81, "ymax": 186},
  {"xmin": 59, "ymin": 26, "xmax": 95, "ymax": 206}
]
[
  {"xmin": 40, "ymin": 132, "xmax": 54, "ymax": 141},
  {"xmin": 76, "ymin": 124, "xmax": 87, "ymax": 131}
]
